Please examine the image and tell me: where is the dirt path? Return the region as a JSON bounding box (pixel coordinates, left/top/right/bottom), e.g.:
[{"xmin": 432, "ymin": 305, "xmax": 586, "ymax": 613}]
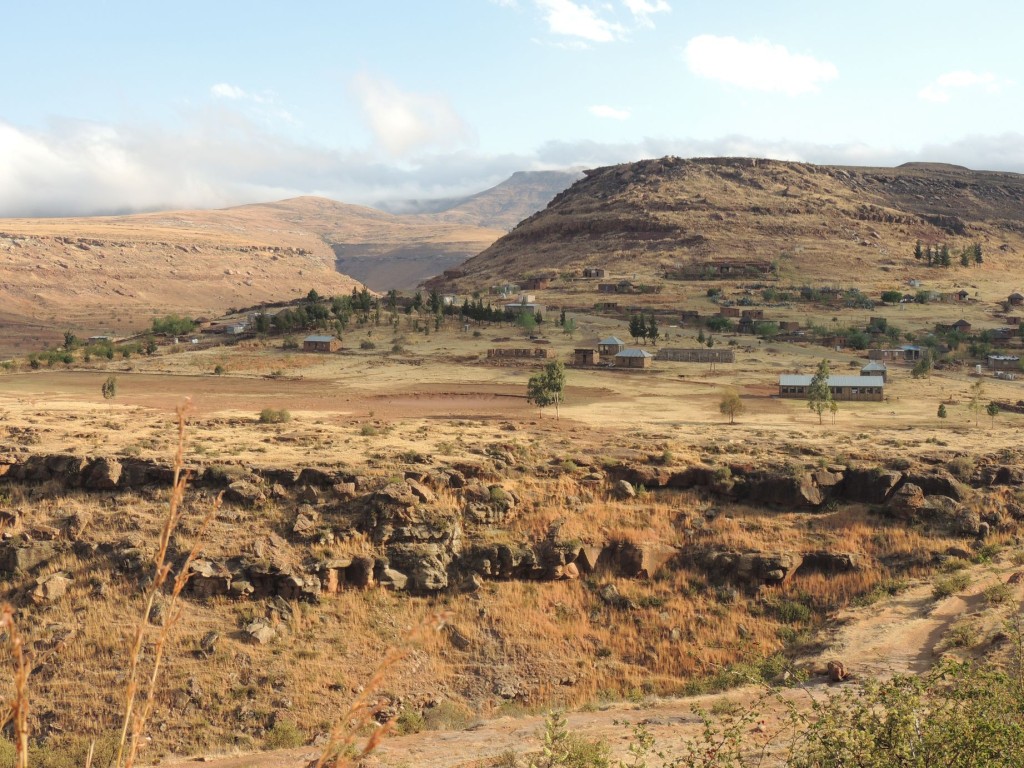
[{"xmin": 156, "ymin": 559, "xmax": 1024, "ymax": 768}]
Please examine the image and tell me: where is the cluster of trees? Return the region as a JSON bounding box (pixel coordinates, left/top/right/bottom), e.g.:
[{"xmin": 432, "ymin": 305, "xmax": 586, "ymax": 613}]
[
  {"xmin": 914, "ymin": 240, "xmax": 983, "ymax": 267},
  {"xmin": 627, "ymin": 314, "xmax": 659, "ymax": 344},
  {"xmin": 151, "ymin": 314, "xmax": 196, "ymax": 336}
]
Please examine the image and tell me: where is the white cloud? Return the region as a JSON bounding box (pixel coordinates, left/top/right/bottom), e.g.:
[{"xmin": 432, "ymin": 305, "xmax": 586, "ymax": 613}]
[
  {"xmin": 211, "ymin": 83, "xmax": 247, "ymax": 100},
  {"xmin": 918, "ymin": 70, "xmax": 1011, "ymax": 103},
  {"xmin": 350, "ymin": 73, "xmax": 474, "ymax": 158},
  {"xmin": 589, "ymin": 104, "xmax": 631, "ymax": 120},
  {"xmin": 622, "ymin": 0, "xmax": 670, "ymax": 26},
  {"xmin": 684, "ymin": 35, "xmax": 838, "ymax": 96},
  {"xmin": 535, "ymin": 0, "xmax": 624, "ymax": 43}
]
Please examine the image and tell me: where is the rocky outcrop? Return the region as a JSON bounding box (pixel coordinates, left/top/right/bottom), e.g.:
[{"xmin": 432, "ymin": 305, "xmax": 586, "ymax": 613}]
[
  {"xmin": 699, "ymin": 550, "xmax": 803, "ymax": 586},
  {"xmin": 843, "ymin": 467, "xmax": 902, "ymax": 504}
]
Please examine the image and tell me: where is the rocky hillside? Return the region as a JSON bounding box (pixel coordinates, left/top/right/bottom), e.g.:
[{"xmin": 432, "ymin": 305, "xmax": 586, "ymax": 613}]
[{"xmin": 437, "ymin": 157, "xmax": 1024, "ymax": 289}]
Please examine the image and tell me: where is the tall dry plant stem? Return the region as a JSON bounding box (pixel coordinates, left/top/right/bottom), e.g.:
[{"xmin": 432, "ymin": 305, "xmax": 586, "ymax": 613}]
[
  {"xmin": 315, "ymin": 612, "xmax": 448, "ymax": 768},
  {"xmin": 0, "ymin": 604, "xmax": 30, "ymax": 768},
  {"xmin": 115, "ymin": 400, "xmax": 219, "ymax": 768}
]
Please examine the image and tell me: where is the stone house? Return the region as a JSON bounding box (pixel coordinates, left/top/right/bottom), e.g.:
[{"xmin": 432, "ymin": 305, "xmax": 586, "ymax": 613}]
[
  {"xmin": 303, "ymin": 335, "xmax": 341, "ymax": 353},
  {"xmin": 614, "ymin": 348, "xmax": 654, "ymax": 369}
]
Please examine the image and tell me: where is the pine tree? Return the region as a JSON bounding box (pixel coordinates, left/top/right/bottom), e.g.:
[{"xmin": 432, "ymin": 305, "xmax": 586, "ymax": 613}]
[
  {"xmin": 646, "ymin": 314, "xmax": 659, "ymax": 346},
  {"xmin": 914, "ymin": 240, "xmax": 923, "ymax": 260}
]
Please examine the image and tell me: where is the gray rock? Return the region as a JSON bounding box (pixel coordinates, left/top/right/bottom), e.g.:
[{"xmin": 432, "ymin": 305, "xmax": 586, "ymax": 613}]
[
  {"xmin": 243, "ymin": 619, "xmax": 276, "ymax": 645},
  {"xmin": 613, "ymin": 480, "xmax": 636, "ymax": 500}
]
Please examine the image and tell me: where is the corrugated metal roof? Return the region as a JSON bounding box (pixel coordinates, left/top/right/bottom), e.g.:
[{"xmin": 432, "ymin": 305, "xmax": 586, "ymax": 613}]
[
  {"xmin": 780, "ymin": 375, "xmax": 884, "ymax": 387},
  {"xmin": 861, "ymin": 362, "xmax": 887, "ymax": 371},
  {"xmin": 599, "ymin": 336, "xmax": 625, "ymax": 345},
  {"xmin": 616, "ymin": 348, "xmax": 653, "ymax": 358},
  {"xmin": 304, "ymin": 335, "xmax": 336, "ymax": 343}
]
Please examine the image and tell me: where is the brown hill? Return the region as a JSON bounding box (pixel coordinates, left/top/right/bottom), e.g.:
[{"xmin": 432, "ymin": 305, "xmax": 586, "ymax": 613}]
[
  {"xmin": 435, "ymin": 157, "xmax": 1024, "ymax": 290},
  {"xmin": 381, "ymin": 169, "xmax": 585, "ymax": 230},
  {"xmin": 0, "ymin": 196, "xmax": 502, "ymax": 354},
  {"xmin": 336, "ymin": 170, "xmax": 582, "ymax": 289}
]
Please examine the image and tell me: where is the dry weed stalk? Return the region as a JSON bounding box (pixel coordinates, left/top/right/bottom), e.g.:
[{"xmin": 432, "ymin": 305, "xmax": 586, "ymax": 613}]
[
  {"xmin": 315, "ymin": 611, "xmax": 448, "ymax": 768},
  {"xmin": 0, "ymin": 604, "xmax": 30, "ymax": 768},
  {"xmin": 115, "ymin": 400, "xmax": 220, "ymax": 768}
]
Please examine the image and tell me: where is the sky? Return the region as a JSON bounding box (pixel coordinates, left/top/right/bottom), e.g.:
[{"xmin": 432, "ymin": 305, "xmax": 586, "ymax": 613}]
[{"xmin": 2, "ymin": 0, "xmax": 1024, "ymax": 217}]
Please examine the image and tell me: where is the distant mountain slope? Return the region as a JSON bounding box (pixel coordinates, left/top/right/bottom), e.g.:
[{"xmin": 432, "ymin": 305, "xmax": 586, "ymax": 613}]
[
  {"xmin": 0, "ymin": 196, "xmax": 503, "ymax": 353},
  {"xmin": 379, "ymin": 170, "xmax": 584, "ymax": 230},
  {"xmin": 435, "ymin": 157, "xmax": 1024, "ymax": 289}
]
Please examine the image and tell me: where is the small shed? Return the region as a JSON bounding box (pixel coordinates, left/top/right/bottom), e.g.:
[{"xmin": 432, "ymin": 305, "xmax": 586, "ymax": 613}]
[
  {"xmin": 582, "ymin": 267, "xmax": 606, "ymax": 278},
  {"xmin": 954, "ymin": 289, "xmax": 970, "ymax": 301},
  {"xmin": 1009, "ymin": 292, "xmax": 1024, "ymax": 306},
  {"xmin": 598, "ymin": 336, "xmax": 626, "ymax": 356},
  {"xmin": 573, "ymin": 348, "xmax": 599, "ymax": 366},
  {"xmin": 951, "ymin": 319, "xmax": 973, "ymax": 333},
  {"xmin": 719, "ymin": 306, "xmax": 741, "ymax": 318},
  {"xmin": 988, "ymin": 354, "xmax": 1021, "ymax": 371},
  {"xmin": 860, "ymin": 361, "xmax": 888, "ymax": 381},
  {"xmin": 615, "ymin": 348, "xmax": 654, "ymax": 369},
  {"xmin": 303, "ymin": 335, "xmax": 341, "ymax": 353}
]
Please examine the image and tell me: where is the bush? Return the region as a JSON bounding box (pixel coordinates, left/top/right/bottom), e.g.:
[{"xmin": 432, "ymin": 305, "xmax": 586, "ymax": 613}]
[
  {"xmin": 933, "ymin": 571, "xmax": 970, "ymax": 599},
  {"xmin": 263, "ymin": 720, "xmax": 305, "ymax": 749},
  {"xmin": 213, "ymin": 364, "xmax": 225, "ymax": 375},
  {"xmin": 360, "ymin": 339, "xmax": 376, "ymax": 350},
  {"xmin": 258, "ymin": 408, "xmax": 291, "ymax": 424},
  {"xmin": 360, "ymin": 425, "xmax": 379, "ymax": 436}
]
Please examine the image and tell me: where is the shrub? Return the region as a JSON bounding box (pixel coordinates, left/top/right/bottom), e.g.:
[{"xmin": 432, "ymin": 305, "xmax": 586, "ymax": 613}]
[
  {"xmin": 263, "ymin": 720, "xmax": 305, "ymax": 749},
  {"xmin": 258, "ymin": 408, "xmax": 291, "ymax": 424},
  {"xmin": 360, "ymin": 425, "xmax": 379, "ymax": 437},
  {"xmin": 213, "ymin": 364, "xmax": 225, "ymax": 375},
  {"xmin": 360, "ymin": 339, "xmax": 376, "ymax": 350},
  {"xmin": 933, "ymin": 571, "xmax": 970, "ymax": 599}
]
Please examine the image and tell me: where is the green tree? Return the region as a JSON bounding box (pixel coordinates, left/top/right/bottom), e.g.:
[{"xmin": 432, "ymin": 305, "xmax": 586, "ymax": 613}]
[
  {"xmin": 881, "ymin": 290, "xmax": 903, "ymax": 304},
  {"xmin": 628, "ymin": 314, "xmax": 646, "ymax": 343},
  {"xmin": 518, "ymin": 311, "xmax": 537, "ymax": 336},
  {"xmin": 987, "ymin": 401, "xmax": 1000, "ymax": 427},
  {"xmin": 807, "ymin": 359, "xmax": 835, "ymax": 425},
  {"xmin": 646, "ymin": 314, "xmax": 659, "ymax": 345},
  {"xmin": 968, "ymin": 379, "xmax": 985, "ymax": 426},
  {"xmin": 561, "ymin": 317, "xmax": 577, "ymax": 338},
  {"xmin": 937, "ymin": 403, "xmax": 947, "ymax": 418},
  {"xmin": 974, "ymin": 241, "xmax": 983, "ymax": 264},
  {"xmin": 911, "ymin": 349, "xmax": 934, "ymax": 378},
  {"xmin": 101, "ymin": 375, "xmax": 117, "ymax": 401},
  {"xmin": 63, "ymin": 330, "xmax": 79, "ymax": 349},
  {"xmin": 914, "ymin": 239, "xmax": 923, "ymax": 260},
  {"xmin": 526, "ymin": 361, "xmax": 567, "ymax": 419},
  {"xmin": 719, "ymin": 389, "xmax": 744, "ymax": 424}
]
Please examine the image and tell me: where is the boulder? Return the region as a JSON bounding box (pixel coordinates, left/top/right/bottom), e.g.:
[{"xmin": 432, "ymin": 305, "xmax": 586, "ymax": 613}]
[
  {"xmin": 243, "ymin": 619, "xmax": 276, "ymax": 645},
  {"xmin": 83, "ymin": 458, "xmax": 122, "ymax": 490},
  {"xmin": 0, "ymin": 540, "xmax": 59, "ymax": 574},
  {"xmin": 296, "ymin": 485, "xmax": 320, "ymax": 504},
  {"xmin": 702, "ymin": 550, "xmax": 803, "ymax": 586},
  {"xmin": 377, "ymin": 567, "xmax": 409, "ymax": 591},
  {"xmin": 386, "ymin": 543, "xmax": 452, "ymax": 593},
  {"xmin": 612, "ymin": 480, "xmax": 636, "ymax": 500},
  {"xmin": 296, "ymin": 467, "xmax": 336, "ymax": 487},
  {"xmin": 224, "ymin": 480, "xmax": 266, "ymax": 507},
  {"xmin": 799, "ymin": 551, "xmax": 858, "ymax": 574},
  {"xmin": 597, "ymin": 541, "xmax": 678, "ymax": 578},
  {"xmin": 32, "ymin": 572, "xmax": 72, "ymax": 603},
  {"xmin": 905, "ymin": 470, "xmax": 969, "ymax": 502},
  {"xmin": 406, "ymin": 478, "xmax": 435, "ymax": 504},
  {"xmin": 887, "ymin": 483, "xmax": 926, "ymax": 518},
  {"xmin": 189, "ymin": 559, "xmax": 233, "ymax": 598},
  {"xmin": 292, "ymin": 506, "xmax": 319, "ymax": 537},
  {"xmin": 743, "ymin": 472, "xmax": 824, "ymax": 508},
  {"xmin": 843, "ymin": 467, "xmax": 902, "ymax": 504}
]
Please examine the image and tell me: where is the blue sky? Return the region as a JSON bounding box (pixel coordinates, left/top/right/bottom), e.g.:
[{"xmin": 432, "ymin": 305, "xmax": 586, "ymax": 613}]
[{"xmin": 2, "ymin": 0, "xmax": 1023, "ymax": 216}]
